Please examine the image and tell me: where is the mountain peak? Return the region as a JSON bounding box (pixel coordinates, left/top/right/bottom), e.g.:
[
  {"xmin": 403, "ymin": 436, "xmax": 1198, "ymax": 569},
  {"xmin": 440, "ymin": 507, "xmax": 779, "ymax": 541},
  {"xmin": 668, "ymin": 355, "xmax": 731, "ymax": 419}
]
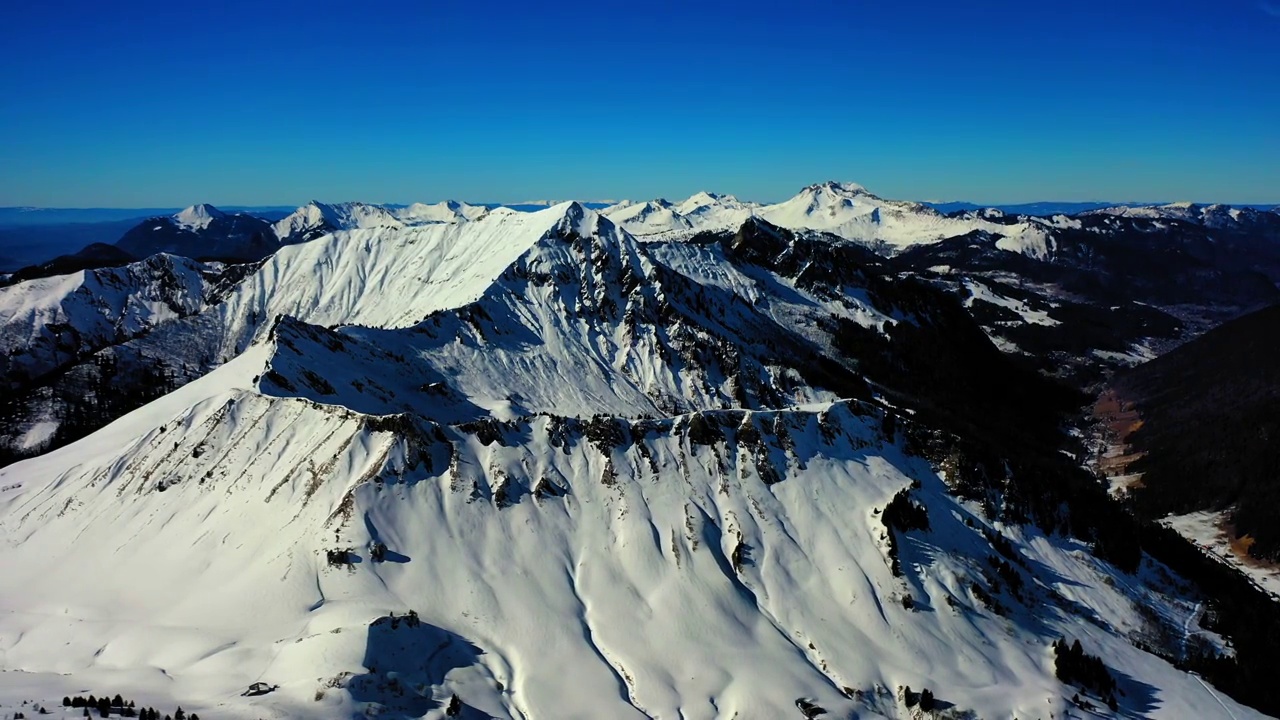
[
  {"xmin": 805, "ymin": 180, "xmax": 873, "ymax": 197},
  {"xmin": 549, "ymin": 200, "xmax": 599, "ymax": 236},
  {"xmin": 685, "ymin": 190, "xmax": 723, "ymax": 203},
  {"xmin": 173, "ymin": 203, "xmax": 226, "ymax": 230}
]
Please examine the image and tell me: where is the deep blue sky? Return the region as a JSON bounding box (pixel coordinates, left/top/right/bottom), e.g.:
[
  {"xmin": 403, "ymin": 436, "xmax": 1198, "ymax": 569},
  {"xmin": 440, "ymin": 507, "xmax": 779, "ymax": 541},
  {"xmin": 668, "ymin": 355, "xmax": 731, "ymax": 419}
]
[{"xmin": 2, "ymin": 0, "xmax": 1277, "ymax": 206}]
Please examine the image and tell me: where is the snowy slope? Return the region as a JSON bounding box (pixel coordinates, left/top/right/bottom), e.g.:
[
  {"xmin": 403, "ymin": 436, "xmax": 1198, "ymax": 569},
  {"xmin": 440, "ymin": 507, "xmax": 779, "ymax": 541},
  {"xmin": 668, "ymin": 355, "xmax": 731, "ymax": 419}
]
[
  {"xmin": 0, "ymin": 351, "xmax": 1252, "ymax": 720},
  {"xmin": 0, "ymin": 202, "xmax": 1262, "ymax": 720},
  {"xmin": 204, "ymin": 204, "xmax": 603, "ymax": 357}
]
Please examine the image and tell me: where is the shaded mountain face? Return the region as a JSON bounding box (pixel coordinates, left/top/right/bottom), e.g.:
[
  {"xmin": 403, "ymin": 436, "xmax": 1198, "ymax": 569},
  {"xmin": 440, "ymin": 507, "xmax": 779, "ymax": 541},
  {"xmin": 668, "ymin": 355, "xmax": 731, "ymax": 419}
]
[
  {"xmin": 0, "ymin": 204, "xmax": 1275, "ymax": 719},
  {"xmin": 116, "ymin": 205, "xmax": 279, "ymax": 261},
  {"xmin": 0, "ymin": 242, "xmax": 137, "ymax": 286},
  {"xmin": 1112, "ymin": 304, "xmax": 1280, "ymax": 561},
  {"xmin": 890, "ymin": 212, "xmax": 1280, "ymax": 386}
]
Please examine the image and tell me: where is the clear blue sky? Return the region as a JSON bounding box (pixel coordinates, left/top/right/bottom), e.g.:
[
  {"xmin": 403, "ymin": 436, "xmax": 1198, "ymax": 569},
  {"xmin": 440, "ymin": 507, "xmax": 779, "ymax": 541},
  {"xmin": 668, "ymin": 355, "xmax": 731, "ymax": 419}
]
[{"xmin": 1, "ymin": 0, "xmax": 1277, "ymax": 206}]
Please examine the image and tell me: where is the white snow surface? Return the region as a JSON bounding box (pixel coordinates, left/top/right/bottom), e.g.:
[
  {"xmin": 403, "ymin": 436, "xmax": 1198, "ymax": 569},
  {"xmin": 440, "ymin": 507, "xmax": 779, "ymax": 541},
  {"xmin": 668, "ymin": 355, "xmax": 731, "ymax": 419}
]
[{"xmin": 0, "ymin": 201, "xmax": 1260, "ymax": 719}]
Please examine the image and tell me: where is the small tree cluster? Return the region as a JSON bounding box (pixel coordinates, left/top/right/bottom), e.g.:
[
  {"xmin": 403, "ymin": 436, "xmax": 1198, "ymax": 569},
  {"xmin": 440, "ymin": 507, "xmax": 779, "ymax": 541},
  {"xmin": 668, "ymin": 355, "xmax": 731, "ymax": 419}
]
[
  {"xmin": 1053, "ymin": 638, "xmax": 1118, "ymax": 710},
  {"xmin": 794, "ymin": 697, "xmax": 826, "ymax": 719},
  {"xmin": 686, "ymin": 412, "xmax": 723, "ymax": 446},
  {"xmin": 385, "ymin": 609, "xmax": 421, "ymax": 630},
  {"xmin": 882, "ymin": 489, "xmax": 930, "ymax": 533},
  {"xmin": 60, "ymin": 696, "xmax": 193, "ymax": 719},
  {"xmin": 585, "ymin": 415, "xmax": 628, "ymax": 453},
  {"xmin": 984, "ymin": 528, "xmax": 1022, "ymax": 564},
  {"xmin": 731, "ymin": 540, "xmax": 750, "ymax": 574},
  {"xmin": 986, "ymin": 555, "xmax": 1024, "ymax": 598},
  {"xmin": 881, "ymin": 488, "xmax": 930, "ymax": 575},
  {"xmin": 901, "ymin": 685, "xmax": 937, "ymax": 711}
]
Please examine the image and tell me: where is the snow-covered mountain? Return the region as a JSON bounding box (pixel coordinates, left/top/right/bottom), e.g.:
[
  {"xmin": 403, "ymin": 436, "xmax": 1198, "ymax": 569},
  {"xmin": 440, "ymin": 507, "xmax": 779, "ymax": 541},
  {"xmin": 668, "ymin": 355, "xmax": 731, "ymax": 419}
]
[
  {"xmin": 601, "ymin": 191, "xmax": 761, "ymax": 238},
  {"xmin": 0, "ymin": 202, "xmax": 1269, "ymax": 719},
  {"xmin": 172, "ymin": 202, "xmax": 226, "ymax": 230},
  {"xmin": 1087, "ymin": 202, "xmax": 1269, "ymax": 226},
  {"xmin": 0, "ymin": 253, "xmax": 243, "ymax": 391},
  {"xmin": 394, "ymin": 200, "xmax": 489, "ymax": 225},
  {"xmin": 272, "ymin": 201, "xmax": 406, "ymax": 242},
  {"xmin": 109, "ymin": 199, "xmax": 494, "ymax": 267},
  {"xmin": 0, "ymin": 253, "xmax": 258, "ymax": 462},
  {"xmin": 604, "ymin": 181, "xmax": 1062, "ymax": 257}
]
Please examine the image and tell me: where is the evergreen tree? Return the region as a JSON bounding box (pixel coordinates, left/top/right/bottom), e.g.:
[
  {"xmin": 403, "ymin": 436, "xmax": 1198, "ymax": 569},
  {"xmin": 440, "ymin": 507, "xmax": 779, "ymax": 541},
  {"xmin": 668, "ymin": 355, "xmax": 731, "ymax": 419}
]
[
  {"xmin": 174, "ymin": 709, "xmax": 185, "ymax": 720},
  {"xmin": 64, "ymin": 697, "xmax": 73, "ymax": 707}
]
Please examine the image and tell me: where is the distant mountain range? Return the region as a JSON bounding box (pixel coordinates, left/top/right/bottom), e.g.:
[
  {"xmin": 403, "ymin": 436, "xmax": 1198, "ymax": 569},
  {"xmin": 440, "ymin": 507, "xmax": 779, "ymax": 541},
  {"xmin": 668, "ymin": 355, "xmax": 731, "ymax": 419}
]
[
  {"xmin": 2, "ymin": 190, "xmax": 1277, "ymax": 272},
  {"xmin": 5, "ymin": 197, "xmax": 1275, "ymax": 227}
]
